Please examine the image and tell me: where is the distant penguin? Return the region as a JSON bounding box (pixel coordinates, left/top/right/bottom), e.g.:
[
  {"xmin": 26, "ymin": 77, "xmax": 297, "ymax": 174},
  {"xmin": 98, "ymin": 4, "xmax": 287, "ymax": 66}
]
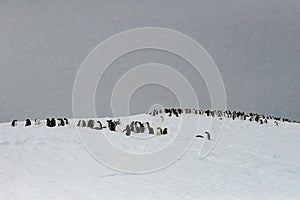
[
  {"xmin": 205, "ymin": 131, "xmax": 211, "ymax": 140},
  {"xmin": 57, "ymin": 118, "xmax": 65, "ymax": 126},
  {"xmin": 94, "ymin": 121, "xmax": 103, "ymax": 130},
  {"xmin": 35, "ymin": 119, "xmax": 41, "ymax": 126},
  {"xmin": 138, "ymin": 122, "xmax": 145, "ymax": 133},
  {"xmin": 50, "ymin": 118, "xmax": 56, "ymax": 127},
  {"xmin": 162, "ymin": 128, "xmax": 168, "ymax": 135},
  {"xmin": 157, "ymin": 127, "xmax": 162, "ymax": 136},
  {"xmin": 130, "ymin": 121, "xmax": 135, "ymax": 131},
  {"xmin": 77, "ymin": 120, "xmax": 86, "ymax": 127},
  {"xmin": 87, "ymin": 120, "xmax": 95, "ymax": 129},
  {"xmin": 25, "ymin": 119, "xmax": 31, "ymax": 127},
  {"xmin": 124, "ymin": 125, "xmax": 131, "ymax": 136},
  {"xmin": 149, "ymin": 127, "xmax": 154, "ymax": 135},
  {"xmin": 274, "ymin": 121, "xmax": 279, "ymax": 126},
  {"xmin": 11, "ymin": 120, "xmax": 17, "ymax": 127},
  {"xmin": 107, "ymin": 120, "xmax": 116, "ymax": 131},
  {"xmin": 46, "ymin": 118, "xmax": 51, "ymax": 127},
  {"xmin": 64, "ymin": 118, "xmax": 69, "ymax": 125}
]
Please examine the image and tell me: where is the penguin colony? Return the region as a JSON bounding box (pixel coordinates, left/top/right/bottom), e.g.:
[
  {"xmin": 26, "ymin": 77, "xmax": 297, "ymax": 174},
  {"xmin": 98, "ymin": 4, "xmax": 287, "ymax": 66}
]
[{"xmin": 10, "ymin": 108, "xmax": 299, "ymax": 139}]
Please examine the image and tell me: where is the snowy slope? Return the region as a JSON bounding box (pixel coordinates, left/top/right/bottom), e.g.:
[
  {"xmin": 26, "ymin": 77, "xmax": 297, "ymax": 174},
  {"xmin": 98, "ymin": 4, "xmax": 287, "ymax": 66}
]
[{"xmin": 0, "ymin": 114, "xmax": 299, "ymax": 200}]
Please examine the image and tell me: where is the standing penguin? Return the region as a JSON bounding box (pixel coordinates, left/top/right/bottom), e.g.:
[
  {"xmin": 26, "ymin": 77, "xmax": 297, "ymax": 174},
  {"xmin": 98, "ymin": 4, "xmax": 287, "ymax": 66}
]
[
  {"xmin": 87, "ymin": 120, "xmax": 95, "ymax": 129},
  {"xmin": 35, "ymin": 119, "xmax": 41, "ymax": 126},
  {"xmin": 124, "ymin": 125, "xmax": 131, "ymax": 136},
  {"xmin": 64, "ymin": 118, "xmax": 69, "ymax": 125},
  {"xmin": 57, "ymin": 118, "xmax": 65, "ymax": 126},
  {"xmin": 94, "ymin": 121, "xmax": 103, "ymax": 130},
  {"xmin": 11, "ymin": 120, "xmax": 18, "ymax": 127},
  {"xmin": 205, "ymin": 131, "xmax": 211, "ymax": 140},
  {"xmin": 157, "ymin": 127, "xmax": 162, "ymax": 136},
  {"xmin": 46, "ymin": 118, "xmax": 51, "ymax": 127},
  {"xmin": 50, "ymin": 118, "xmax": 56, "ymax": 127},
  {"xmin": 148, "ymin": 127, "xmax": 154, "ymax": 135},
  {"xmin": 25, "ymin": 119, "xmax": 31, "ymax": 127},
  {"xmin": 107, "ymin": 120, "xmax": 116, "ymax": 131},
  {"xmin": 162, "ymin": 128, "xmax": 168, "ymax": 135}
]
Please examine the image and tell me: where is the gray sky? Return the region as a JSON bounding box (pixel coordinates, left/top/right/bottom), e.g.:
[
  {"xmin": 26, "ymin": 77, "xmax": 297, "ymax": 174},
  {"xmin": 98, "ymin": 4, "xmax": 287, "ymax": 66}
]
[{"xmin": 0, "ymin": 0, "xmax": 299, "ymax": 122}]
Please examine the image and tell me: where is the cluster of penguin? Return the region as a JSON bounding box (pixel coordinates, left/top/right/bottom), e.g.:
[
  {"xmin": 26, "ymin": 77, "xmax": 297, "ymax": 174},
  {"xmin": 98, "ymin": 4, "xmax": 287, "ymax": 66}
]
[
  {"xmin": 11, "ymin": 118, "xmax": 69, "ymax": 127},
  {"xmin": 122, "ymin": 121, "xmax": 167, "ymax": 136},
  {"xmin": 76, "ymin": 118, "xmax": 168, "ymax": 137},
  {"xmin": 149, "ymin": 108, "xmax": 299, "ymax": 126}
]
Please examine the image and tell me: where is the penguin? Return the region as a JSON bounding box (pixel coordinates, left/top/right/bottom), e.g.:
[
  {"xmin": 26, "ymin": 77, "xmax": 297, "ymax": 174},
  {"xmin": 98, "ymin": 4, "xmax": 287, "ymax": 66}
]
[
  {"xmin": 138, "ymin": 122, "xmax": 145, "ymax": 133},
  {"xmin": 274, "ymin": 121, "xmax": 279, "ymax": 126},
  {"xmin": 35, "ymin": 119, "xmax": 41, "ymax": 126},
  {"xmin": 205, "ymin": 131, "xmax": 211, "ymax": 140},
  {"xmin": 124, "ymin": 125, "xmax": 131, "ymax": 136},
  {"xmin": 50, "ymin": 118, "xmax": 56, "ymax": 127},
  {"xmin": 178, "ymin": 109, "xmax": 183, "ymax": 115},
  {"xmin": 196, "ymin": 135, "xmax": 204, "ymax": 138},
  {"xmin": 64, "ymin": 118, "xmax": 69, "ymax": 125},
  {"xmin": 114, "ymin": 119, "xmax": 121, "ymax": 125},
  {"xmin": 57, "ymin": 118, "xmax": 65, "ymax": 126},
  {"xmin": 11, "ymin": 120, "xmax": 17, "ymax": 127},
  {"xmin": 87, "ymin": 120, "xmax": 95, "ymax": 129},
  {"xmin": 157, "ymin": 127, "xmax": 162, "ymax": 136},
  {"xmin": 94, "ymin": 121, "xmax": 103, "ymax": 130},
  {"xmin": 46, "ymin": 118, "xmax": 51, "ymax": 127},
  {"xmin": 148, "ymin": 127, "xmax": 154, "ymax": 135},
  {"xmin": 25, "ymin": 119, "xmax": 31, "ymax": 127},
  {"xmin": 162, "ymin": 128, "xmax": 168, "ymax": 135},
  {"xmin": 134, "ymin": 122, "xmax": 140, "ymax": 133},
  {"xmin": 107, "ymin": 120, "xmax": 116, "ymax": 131},
  {"xmin": 77, "ymin": 120, "xmax": 86, "ymax": 127},
  {"xmin": 130, "ymin": 121, "xmax": 135, "ymax": 132}
]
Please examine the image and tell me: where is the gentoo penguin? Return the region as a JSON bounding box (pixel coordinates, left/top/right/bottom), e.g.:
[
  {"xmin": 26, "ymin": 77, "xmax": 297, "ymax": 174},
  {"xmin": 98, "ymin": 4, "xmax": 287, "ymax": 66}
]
[
  {"xmin": 11, "ymin": 120, "xmax": 17, "ymax": 127},
  {"xmin": 157, "ymin": 127, "xmax": 162, "ymax": 136},
  {"xmin": 35, "ymin": 119, "xmax": 41, "ymax": 126},
  {"xmin": 87, "ymin": 120, "xmax": 95, "ymax": 129},
  {"xmin": 134, "ymin": 122, "xmax": 140, "ymax": 133},
  {"xmin": 50, "ymin": 118, "xmax": 56, "ymax": 127},
  {"xmin": 138, "ymin": 122, "xmax": 145, "ymax": 133},
  {"xmin": 25, "ymin": 119, "xmax": 31, "ymax": 127},
  {"xmin": 162, "ymin": 128, "xmax": 168, "ymax": 135},
  {"xmin": 205, "ymin": 131, "xmax": 211, "ymax": 140}
]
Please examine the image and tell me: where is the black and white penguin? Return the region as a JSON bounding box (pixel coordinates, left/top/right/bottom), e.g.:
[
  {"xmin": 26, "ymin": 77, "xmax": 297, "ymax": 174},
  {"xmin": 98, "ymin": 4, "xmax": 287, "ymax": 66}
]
[
  {"xmin": 25, "ymin": 119, "xmax": 31, "ymax": 127},
  {"xmin": 124, "ymin": 125, "xmax": 131, "ymax": 136},
  {"xmin": 35, "ymin": 119, "xmax": 41, "ymax": 126},
  {"xmin": 50, "ymin": 118, "xmax": 56, "ymax": 127},
  {"xmin": 11, "ymin": 120, "xmax": 17, "ymax": 127},
  {"xmin": 94, "ymin": 121, "xmax": 103, "ymax": 130},
  {"xmin": 130, "ymin": 121, "xmax": 135, "ymax": 132},
  {"xmin": 205, "ymin": 131, "xmax": 211, "ymax": 140},
  {"xmin": 57, "ymin": 118, "xmax": 65, "ymax": 126},
  {"xmin": 274, "ymin": 121, "xmax": 279, "ymax": 126},
  {"xmin": 162, "ymin": 128, "xmax": 168, "ymax": 135},
  {"xmin": 77, "ymin": 120, "xmax": 86, "ymax": 127},
  {"xmin": 107, "ymin": 120, "xmax": 116, "ymax": 131},
  {"xmin": 87, "ymin": 120, "xmax": 95, "ymax": 129},
  {"xmin": 157, "ymin": 127, "xmax": 162, "ymax": 136},
  {"xmin": 149, "ymin": 127, "xmax": 154, "ymax": 135},
  {"xmin": 46, "ymin": 118, "xmax": 51, "ymax": 127},
  {"xmin": 63, "ymin": 118, "xmax": 69, "ymax": 125}
]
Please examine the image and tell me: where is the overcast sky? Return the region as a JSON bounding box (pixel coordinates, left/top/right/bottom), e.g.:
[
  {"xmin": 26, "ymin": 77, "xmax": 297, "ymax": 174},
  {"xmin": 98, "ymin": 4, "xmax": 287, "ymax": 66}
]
[{"xmin": 0, "ymin": 0, "xmax": 299, "ymax": 122}]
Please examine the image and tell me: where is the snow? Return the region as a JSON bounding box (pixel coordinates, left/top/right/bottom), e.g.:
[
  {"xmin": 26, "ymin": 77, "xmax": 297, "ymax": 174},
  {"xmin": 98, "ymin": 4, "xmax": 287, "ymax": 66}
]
[{"xmin": 0, "ymin": 114, "xmax": 299, "ymax": 200}]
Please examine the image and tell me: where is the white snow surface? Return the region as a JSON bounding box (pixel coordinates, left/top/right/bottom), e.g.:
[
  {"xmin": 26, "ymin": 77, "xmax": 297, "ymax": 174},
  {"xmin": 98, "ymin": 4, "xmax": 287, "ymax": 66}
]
[{"xmin": 0, "ymin": 114, "xmax": 299, "ymax": 200}]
